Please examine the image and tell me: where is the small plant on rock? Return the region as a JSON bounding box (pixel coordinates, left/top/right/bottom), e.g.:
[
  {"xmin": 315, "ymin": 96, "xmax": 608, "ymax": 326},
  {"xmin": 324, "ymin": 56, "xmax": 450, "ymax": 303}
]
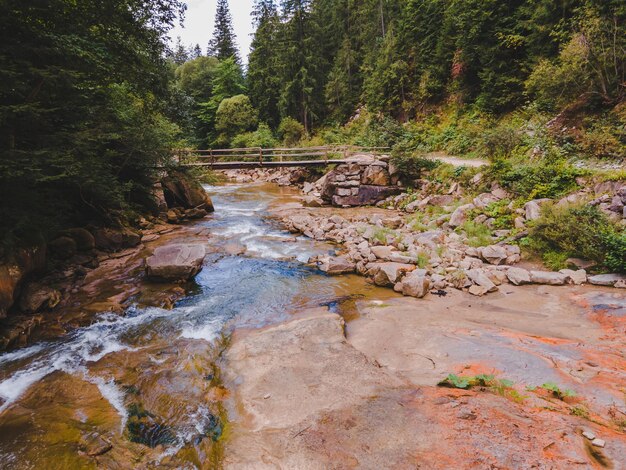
[{"xmin": 541, "ymin": 382, "xmax": 577, "ymax": 400}]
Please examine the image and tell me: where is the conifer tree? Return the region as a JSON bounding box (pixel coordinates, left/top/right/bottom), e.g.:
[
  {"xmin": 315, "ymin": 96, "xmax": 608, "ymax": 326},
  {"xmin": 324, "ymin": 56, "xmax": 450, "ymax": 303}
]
[
  {"xmin": 208, "ymin": 0, "xmax": 240, "ymax": 62},
  {"xmin": 248, "ymin": 0, "xmax": 281, "ymax": 127}
]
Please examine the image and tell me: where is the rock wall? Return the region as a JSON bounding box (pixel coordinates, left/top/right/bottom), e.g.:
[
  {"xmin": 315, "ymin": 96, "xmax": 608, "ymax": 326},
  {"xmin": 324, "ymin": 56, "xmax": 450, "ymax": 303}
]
[{"xmin": 305, "ymin": 155, "xmax": 401, "ymax": 207}]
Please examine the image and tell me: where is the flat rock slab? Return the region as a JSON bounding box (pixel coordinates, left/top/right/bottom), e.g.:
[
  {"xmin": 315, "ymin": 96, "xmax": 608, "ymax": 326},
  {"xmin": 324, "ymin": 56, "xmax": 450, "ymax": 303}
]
[{"xmin": 145, "ymin": 244, "xmax": 206, "ymax": 281}]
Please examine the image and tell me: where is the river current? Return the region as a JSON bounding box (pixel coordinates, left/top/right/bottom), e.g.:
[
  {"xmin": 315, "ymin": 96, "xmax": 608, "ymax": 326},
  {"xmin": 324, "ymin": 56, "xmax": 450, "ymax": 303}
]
[{"xmin": 0, "ymin": 183, "xmax": 386, "ymax": 468}]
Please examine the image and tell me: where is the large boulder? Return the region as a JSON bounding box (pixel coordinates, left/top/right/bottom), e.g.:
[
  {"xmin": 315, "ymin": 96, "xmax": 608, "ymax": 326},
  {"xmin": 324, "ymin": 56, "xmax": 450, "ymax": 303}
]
[
  {"xmin": 161, "ymin": 170, "xmax": 214, "ymax": 212},
  {"xmin": 529, "ymin": 271, "xmax": 567, "ymax": 285},
  {"xmin": 146, "ymin": 244, "xmax": 206, "ymax": 281},
  {"xmin": 399, "ymin": 270, "xmax": 430, "ymax": 298},
  {"xmin": 318, "ymin": 256, "xmax": 355, "ymax": 275},
  {"xmin": 361, "ymin": 165, "xmax": 390, "ymax": 186},
  {"xmin": 92, "ymin": 227, "xmax": 141, "ymax": 252},
  {"xmin": 18, "ymin": 283, "xmax": 61, "ymax": 313},
  {"xmin": 62, "ymin": 228, "xmax": 95, "ymax": 251},
  {"xmin": 506, "ymin": 267, "xmax": 531, "ymax": 286},
  {"xmin": 332, "ymin": 185, "xmax": 401, "ymax": 207},
  {"xmin": 48, "ymin": 236, "xmax": 76, "ymax": 260},
  {"xmin": 0, "ymin": 244, "xmax": 47, "ymax": 318},
  {"xmin": 449, "ymin": 204, "xmax": 475, "ymax": 228},
  {"xmin": 466, "ymin": 269, "xmax": 498, "ymax": 293},
  {"xmin": 588, "ymin": 274, "xmax": 626, "ymax": 287},
  {"xmin": 368, "ymin": 262, "xmax": 415, "ymax": 286},
  {"xmin": 481, "ymin": 245, "xmax": 508, "ymax": 265}
]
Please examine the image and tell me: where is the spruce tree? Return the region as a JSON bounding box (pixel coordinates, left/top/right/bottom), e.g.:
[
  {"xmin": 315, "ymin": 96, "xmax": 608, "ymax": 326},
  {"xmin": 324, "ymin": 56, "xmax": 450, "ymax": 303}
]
[
  {"xmin": 208, "ymin": 0, "xmax": 240, "ymax": 62},
  {"xmin": 249, "ymin": 0, "xmax": 281, "ymax": 127}
]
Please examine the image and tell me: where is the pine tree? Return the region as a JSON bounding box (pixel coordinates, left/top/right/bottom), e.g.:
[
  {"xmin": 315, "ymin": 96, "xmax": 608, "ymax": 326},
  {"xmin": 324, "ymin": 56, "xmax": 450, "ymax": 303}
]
[
  {"xmin": 248, "ymin": 0, "xmax": 281, "ymax": 127},
  {"xmin": 192, "ymin": 44, "xmax": 203, "ymax": 58},
  {"xmin": 208, "ymin": 0, "xmax": 240, "ymax": 62},
  {"xmin": 172, "ymin": 36, "xmax": 190, "ymax": 65}
]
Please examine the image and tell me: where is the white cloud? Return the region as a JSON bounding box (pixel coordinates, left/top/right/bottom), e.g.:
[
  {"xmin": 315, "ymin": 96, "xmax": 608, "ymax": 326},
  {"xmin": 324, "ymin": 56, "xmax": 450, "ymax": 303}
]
[{"xmin": 171, "ymin": 0, "xmax": 255, "ymax": 64}]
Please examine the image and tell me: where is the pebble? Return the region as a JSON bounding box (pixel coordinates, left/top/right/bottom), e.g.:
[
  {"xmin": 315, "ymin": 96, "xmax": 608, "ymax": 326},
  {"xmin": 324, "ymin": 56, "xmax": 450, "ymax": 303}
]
[
  {"xmin": 263, "ymin": 394, "xmax": 271, "ymax": 399},
  {"xmin": 582, "ymin": 431, "xmax": 595, "ymax": 440},
  {"xmin": 591, "ymin": 438, "xmax": 605, "ymax": 448}
]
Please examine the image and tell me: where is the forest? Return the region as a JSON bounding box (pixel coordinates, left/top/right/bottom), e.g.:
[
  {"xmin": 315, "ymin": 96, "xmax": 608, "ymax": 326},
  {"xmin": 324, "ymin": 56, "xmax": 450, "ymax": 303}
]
[{"xmin": 1, "ymin": 0, "xmax": 624, "ymax": 247}]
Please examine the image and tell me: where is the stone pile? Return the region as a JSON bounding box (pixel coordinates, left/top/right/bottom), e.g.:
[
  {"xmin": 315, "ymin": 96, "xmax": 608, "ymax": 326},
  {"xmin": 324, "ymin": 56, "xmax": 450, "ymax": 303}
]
[
  {"xmin": 279, "ymin": 208, "xmax": 625, "ymax": 300},
  {"xmin": 302, "ymin": 155, "xmax": 401, "ymax": 207}
]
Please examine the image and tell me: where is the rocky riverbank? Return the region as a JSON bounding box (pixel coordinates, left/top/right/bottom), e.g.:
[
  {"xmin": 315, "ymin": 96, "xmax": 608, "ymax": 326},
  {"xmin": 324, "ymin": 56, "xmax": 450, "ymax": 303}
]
[
  {"xmin": 0, "ymin": 170, "xmax": 215, "ymax": 350},
  {"xmin": 256, "ymin": 160, "xmax": 625, "ymax": 298}
]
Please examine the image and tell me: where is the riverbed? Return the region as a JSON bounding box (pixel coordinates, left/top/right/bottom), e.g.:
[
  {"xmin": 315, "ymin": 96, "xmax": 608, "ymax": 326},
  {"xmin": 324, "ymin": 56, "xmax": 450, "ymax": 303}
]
[
  {"xmin": 0, "ymin": 183, "xmax": 394, "ymax": 468},
  {"xmin": 0, "ymin": 182, "xmax": 625, "ymax": 469}
]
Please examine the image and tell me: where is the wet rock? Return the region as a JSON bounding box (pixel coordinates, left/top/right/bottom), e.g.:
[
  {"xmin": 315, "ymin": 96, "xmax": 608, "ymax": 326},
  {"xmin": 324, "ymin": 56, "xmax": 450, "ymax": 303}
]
[
  {"xmin": 588, "ymin": 273, "xmax": 626, "ymax": 287},
  {"xmin": 302, "ymin": 195, "xmax": 324, "ymax": 207},
  {"xmin": 399, "ymin": 271, "xmax": 430, "ymax": 298},
  {"xmin": 185, "ymin": 207, "xmax": 208, "ymax": 219},
  {"xmin": 126, "ymin": 403, "xmax": 176, "ymax": 448},
  {"xmin": 559, "ymin": 269, "xmax": 587, "ymax": 285},
  {"xmin": 162, "ymin": 170, "xmax": 214, "ymax": 212},
  {"xmin": 146, "ymin": 244, "xmax": 206, "ymax": 281},
  {"xmin": 332, "ymin": 185, "xmax": 401, "ymax": 207},
  {"xmin": 0, "ymin": 245, "xmax": 47, "ymax": 318},
  {"xmin": 529, "ymin": 271, "xmax": 567, "ymax": 285},
  {"xmin": 319, "ymin": 256, "xmax": 355, "ymax": 275},
  {"xmin": 506, "ymin": 267, "xmax": 531, "ymax": 286},
  {"xmin": 92, "ymin": 227, "xmax": 141, "ymax": 251},
  {"xmin": 80, "ymin": 432, "xmax": 112, "ymax": 457},
  {"xmin": 62, "ymin": 228, "xmax": 95, "ymax": 251},
  {"xmin": 48, "ymin": 236, "xmax": 77, "ymax": 260},
  {"xmin": 18, "ymin": 283, "xmax": 61, "ymax": 313},
  {"xmin": 481, "ymin": 245, "xmax": 508, "ymax": 265}
]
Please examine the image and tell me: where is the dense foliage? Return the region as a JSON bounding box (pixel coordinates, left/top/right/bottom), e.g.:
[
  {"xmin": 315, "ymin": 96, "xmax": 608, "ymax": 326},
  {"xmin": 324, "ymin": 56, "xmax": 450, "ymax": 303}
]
[
  {"xmin": 247, "ymin": 0, "xmax": 625, "ymax": 127},
  {"xmin": 0, "ymin": 0, "xmax": 185, "ymax": 246}
]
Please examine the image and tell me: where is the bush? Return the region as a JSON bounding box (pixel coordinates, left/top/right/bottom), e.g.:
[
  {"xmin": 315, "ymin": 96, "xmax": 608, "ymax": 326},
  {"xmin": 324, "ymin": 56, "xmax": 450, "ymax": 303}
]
[
  {"xmin": 529, "ymin": 203, "xmax": 625, "ymax": 272},
  {"xmin": 230, "ymin": 123, "xmax": 278, "ymax": 149},
  {"xmin": 215, "ymin": 95, "xmax": 258, "ymax": 146},
  {"xmin": 278, "ymin": 117, "xmax": 306, "ymax": 147},
  {"xmin": 390, "ymin": 152, "xmax": 440, "ymax": 182}
]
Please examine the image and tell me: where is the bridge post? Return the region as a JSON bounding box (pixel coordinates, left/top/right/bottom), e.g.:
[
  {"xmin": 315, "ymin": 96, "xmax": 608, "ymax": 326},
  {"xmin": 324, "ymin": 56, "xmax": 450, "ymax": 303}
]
[{"xmin": 259, "ymin": 147, "xmax": 263, "ymax": 166}]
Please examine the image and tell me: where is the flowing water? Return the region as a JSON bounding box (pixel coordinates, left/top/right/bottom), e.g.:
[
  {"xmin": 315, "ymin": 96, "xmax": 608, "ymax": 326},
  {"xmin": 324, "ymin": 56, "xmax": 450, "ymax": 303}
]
[{"xmin": 0, "ymin": 183, "xmax": 392, "ymax": 468}]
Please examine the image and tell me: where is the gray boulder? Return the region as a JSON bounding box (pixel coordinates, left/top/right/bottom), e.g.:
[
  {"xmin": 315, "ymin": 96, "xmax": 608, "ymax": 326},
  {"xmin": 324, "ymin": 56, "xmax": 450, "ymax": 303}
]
[
  {"xmin": 399, "ymin": 271, "xmax": 430, "ymax": 298},
  {"xmin": 146, "ymin": 244, "xmax": 206, "ymax": 281},
  {"xmin": 506, "ymin": 267, "xmax": 531, "ymax": 286},
  {"xmin": 529, "ymin": 271, "xmax": 567, "ymax": 285},
  {"xmin": 318, "ymin": 256, "xmax": 356, "ymax": 275},
  {"xmin": 588, "ymin": 273, "xmax": 626, "ymax": 287}
]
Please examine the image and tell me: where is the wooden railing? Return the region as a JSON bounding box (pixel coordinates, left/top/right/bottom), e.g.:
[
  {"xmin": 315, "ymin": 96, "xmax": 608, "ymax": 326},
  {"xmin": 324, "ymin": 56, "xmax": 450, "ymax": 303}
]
[{"xmin": 175, "ymin": 145, "xmax": 390, "ymax": 168}]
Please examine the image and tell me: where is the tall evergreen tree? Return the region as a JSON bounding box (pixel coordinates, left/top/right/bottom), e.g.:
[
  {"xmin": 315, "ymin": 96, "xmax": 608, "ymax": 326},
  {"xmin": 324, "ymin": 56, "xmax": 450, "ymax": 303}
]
[
  {"xmin": 208, "ymin": 0, "xmax": 240, "ymax": 62},
  {"xmin": 248, "ymin": 0, "xmax": 282, "ymax": 127}
]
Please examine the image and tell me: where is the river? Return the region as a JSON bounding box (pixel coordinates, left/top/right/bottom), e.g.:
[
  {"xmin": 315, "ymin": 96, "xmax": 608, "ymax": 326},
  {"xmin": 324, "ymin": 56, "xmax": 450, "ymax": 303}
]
[{"xmin": 0, "ymin": 183, "xmax": 390, "ymax": 468}]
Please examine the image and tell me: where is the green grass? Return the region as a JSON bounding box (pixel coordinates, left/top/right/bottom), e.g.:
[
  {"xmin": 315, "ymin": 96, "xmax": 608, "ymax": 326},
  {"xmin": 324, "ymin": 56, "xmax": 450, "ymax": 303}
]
[
  {"xmin": 438, "ymin": 373, "xmax": 526, "ymax": 403},
  {"xmin": 458, "ymin": 221, "xmax": 493, "ymax": 247}
]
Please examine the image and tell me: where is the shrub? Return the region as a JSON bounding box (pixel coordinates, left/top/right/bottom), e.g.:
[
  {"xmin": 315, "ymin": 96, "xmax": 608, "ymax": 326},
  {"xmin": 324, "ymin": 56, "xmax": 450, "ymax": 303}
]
[
  {"xmin": 230, "ymin": 123, "xmax": 278, "ymax": 149},
  {"xmin": 529, "ymin": 203, "xmax": 625, "ymax": 272},
  {"xmin": 215, "ymin": 95, "xmax": 258, "ymax": 146},
  {"xmin": 278, "ymin": 117, "xmax": 306, "ymax": 147},
  {"xmin": 390, "ymin": 152, "xmax": 440, "ymax": 182}
]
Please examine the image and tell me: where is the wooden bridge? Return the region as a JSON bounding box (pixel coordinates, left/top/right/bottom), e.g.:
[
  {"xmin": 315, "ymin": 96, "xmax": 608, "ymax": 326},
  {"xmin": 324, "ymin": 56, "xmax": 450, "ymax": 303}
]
[{"xmin": 176, "ymin": 145, "xmax": 390, "ymax": 170}]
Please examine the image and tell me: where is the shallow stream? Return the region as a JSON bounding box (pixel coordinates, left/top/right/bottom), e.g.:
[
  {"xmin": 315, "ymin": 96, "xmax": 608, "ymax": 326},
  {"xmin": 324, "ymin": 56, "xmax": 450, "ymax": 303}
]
[{"xmin": 0, "ymin": 183, "xmax": 390, "ymax": 468}]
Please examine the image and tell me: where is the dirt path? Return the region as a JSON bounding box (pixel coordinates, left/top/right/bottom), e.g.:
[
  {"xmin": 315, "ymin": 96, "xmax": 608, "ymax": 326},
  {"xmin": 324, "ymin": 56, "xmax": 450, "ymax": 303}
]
[{"xmin": 424, "ymin": 151, "xmax": 489, "ymax": 167}]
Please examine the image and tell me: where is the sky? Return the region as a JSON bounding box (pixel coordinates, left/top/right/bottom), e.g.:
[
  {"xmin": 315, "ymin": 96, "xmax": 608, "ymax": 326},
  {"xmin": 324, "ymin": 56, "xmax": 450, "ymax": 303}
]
[{"xmin": 171, "ymin": 0, "xmax": 255, "ymax": 64}]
